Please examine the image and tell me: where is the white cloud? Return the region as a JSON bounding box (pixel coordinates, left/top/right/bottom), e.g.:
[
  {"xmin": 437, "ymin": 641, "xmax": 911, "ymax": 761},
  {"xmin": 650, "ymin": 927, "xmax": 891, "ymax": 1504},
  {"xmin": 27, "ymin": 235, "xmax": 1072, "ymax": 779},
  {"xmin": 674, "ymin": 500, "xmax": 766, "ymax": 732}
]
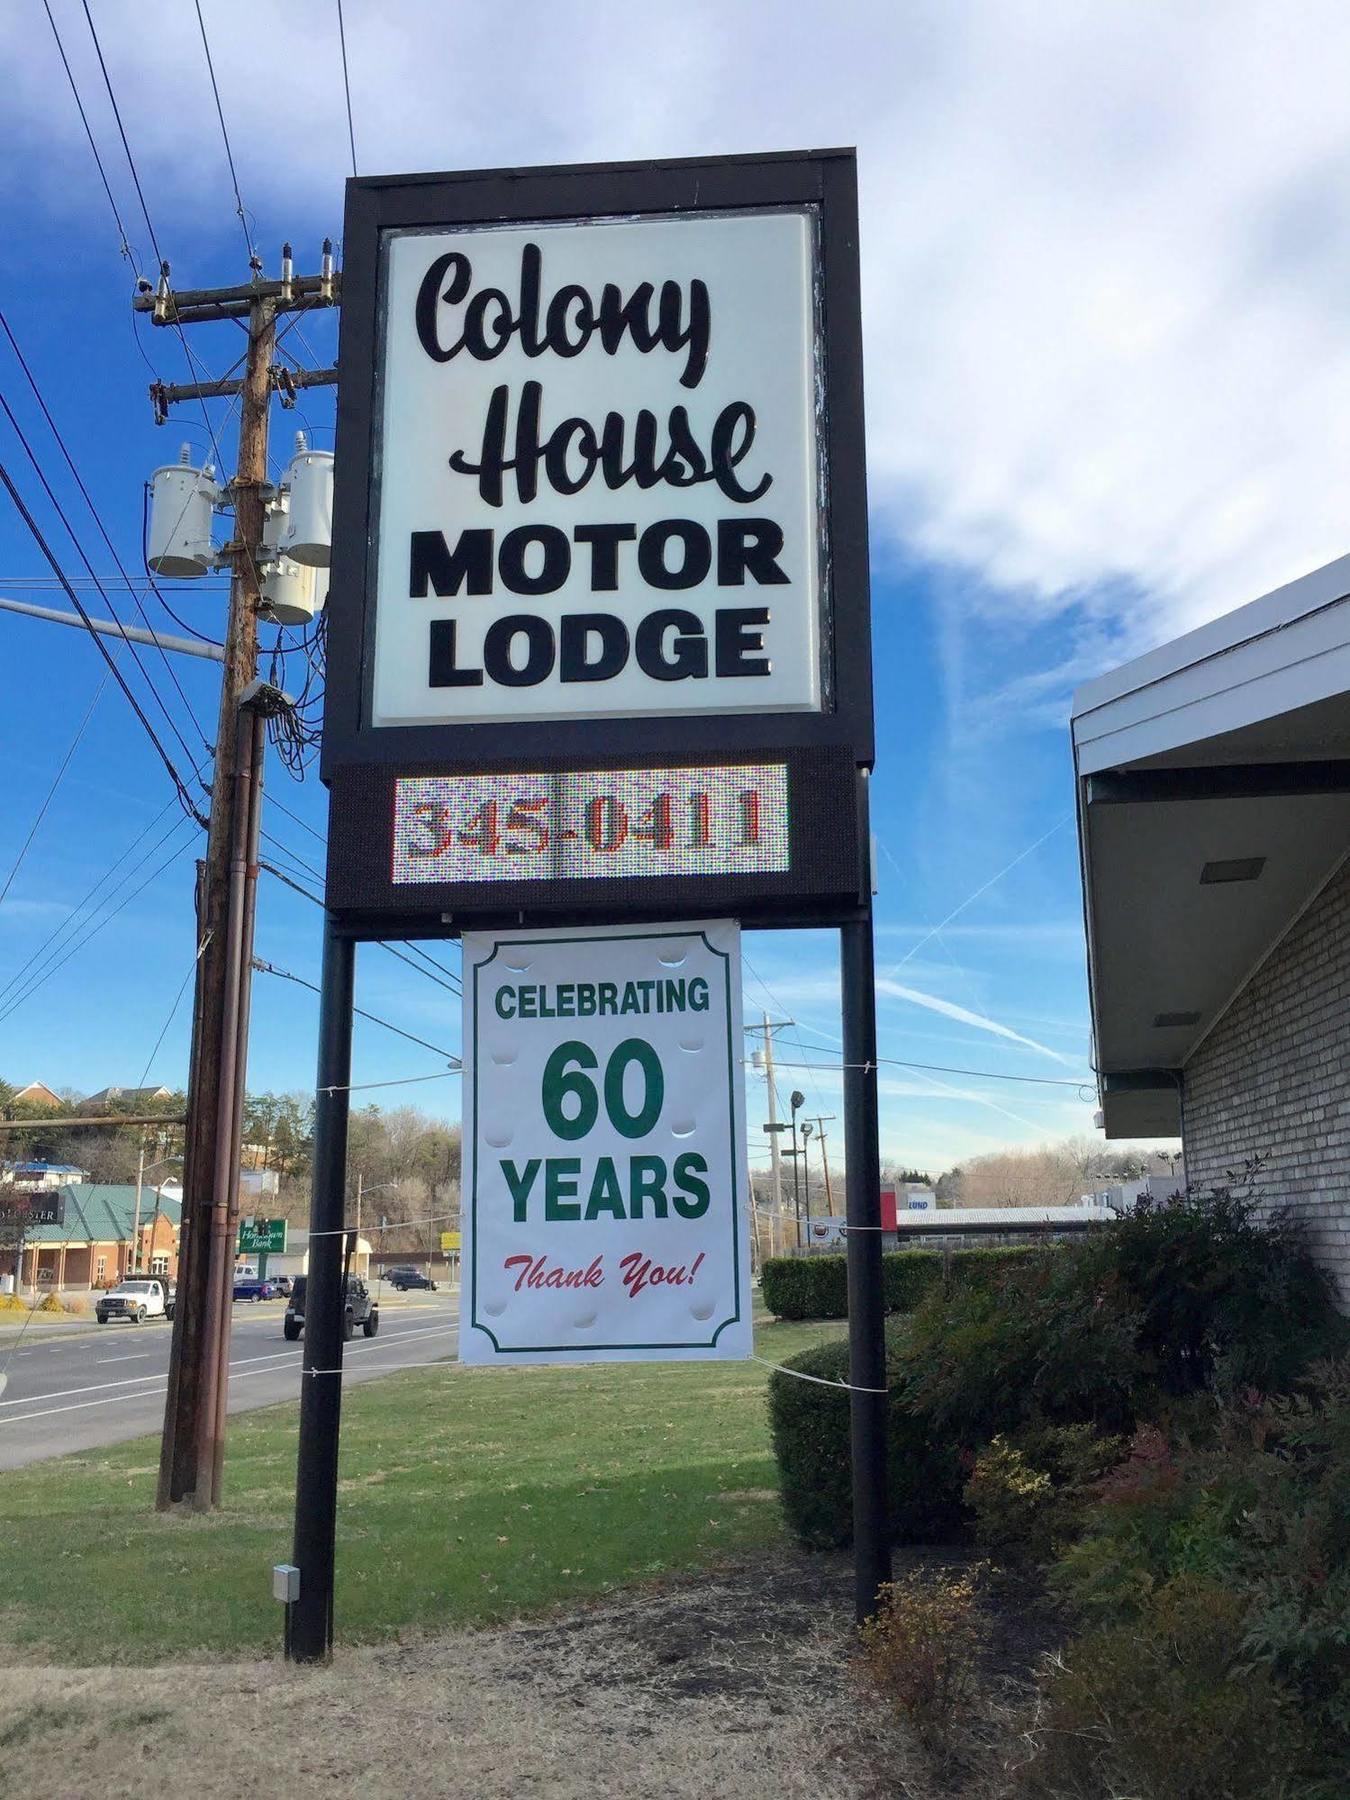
[{"xmin": 6, "ymin": 2, "xmax": 1350, "ymax": 646}]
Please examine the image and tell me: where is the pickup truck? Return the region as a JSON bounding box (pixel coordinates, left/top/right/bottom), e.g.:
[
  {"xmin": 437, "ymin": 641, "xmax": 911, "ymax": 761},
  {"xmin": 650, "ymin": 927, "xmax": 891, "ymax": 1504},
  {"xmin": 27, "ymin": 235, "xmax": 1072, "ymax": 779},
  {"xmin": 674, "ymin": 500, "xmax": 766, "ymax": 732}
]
[
  {"xmin": 96, "ymin": 1278, "xmax": 175, "ymax": 1324},
  {"xmin": 232, "ymin": 1276, "xmax": 277, "ymax": 1302}
]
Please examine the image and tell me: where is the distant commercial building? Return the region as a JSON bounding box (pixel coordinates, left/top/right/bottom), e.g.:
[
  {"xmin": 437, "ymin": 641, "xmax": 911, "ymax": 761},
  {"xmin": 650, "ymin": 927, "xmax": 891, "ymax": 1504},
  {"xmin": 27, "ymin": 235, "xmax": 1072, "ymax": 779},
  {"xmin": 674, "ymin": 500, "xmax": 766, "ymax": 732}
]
[
  {"xmin": 2, "ymin": 1162, "xmax": 86, "ymax": 1189},
  {"xmin": 0, "ymin": 1185, "xmax": 182, "ymax": 1291},
  {"xmin": 1073, "ymin": 552, "xmax": 1350, "ymax": 1303},
  {"xmin": 77, "ymin": 1085, "xmax": 174, "ymax": 1111},
  {"xmin": 9, "ymin": 1082, "xmax": 64, "ymax": 1109}
]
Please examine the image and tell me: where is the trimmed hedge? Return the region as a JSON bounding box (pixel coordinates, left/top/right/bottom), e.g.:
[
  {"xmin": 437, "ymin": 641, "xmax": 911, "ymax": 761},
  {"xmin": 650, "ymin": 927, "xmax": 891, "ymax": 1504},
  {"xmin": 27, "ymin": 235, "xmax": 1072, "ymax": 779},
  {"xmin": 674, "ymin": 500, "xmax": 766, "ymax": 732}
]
[
  {"xmin": 767, "ymin": 1327, "xmax": 965, "ymax": 1549},
  {"xmin": 759, "ymin": 1244, "xmax": 1042, "ymax": 1321}
]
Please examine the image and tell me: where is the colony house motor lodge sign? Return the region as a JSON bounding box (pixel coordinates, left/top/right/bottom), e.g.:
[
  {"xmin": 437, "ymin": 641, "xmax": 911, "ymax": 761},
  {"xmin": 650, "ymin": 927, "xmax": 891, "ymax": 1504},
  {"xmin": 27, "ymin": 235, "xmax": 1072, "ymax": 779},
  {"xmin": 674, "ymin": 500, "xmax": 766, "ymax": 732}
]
[
  {"xmin": 379, "ymin": 210, "xmax": 820, "ymax": 724},
  {"xmin": 323, "ymin": 153, "xmax": 872, "ymax": 926}
]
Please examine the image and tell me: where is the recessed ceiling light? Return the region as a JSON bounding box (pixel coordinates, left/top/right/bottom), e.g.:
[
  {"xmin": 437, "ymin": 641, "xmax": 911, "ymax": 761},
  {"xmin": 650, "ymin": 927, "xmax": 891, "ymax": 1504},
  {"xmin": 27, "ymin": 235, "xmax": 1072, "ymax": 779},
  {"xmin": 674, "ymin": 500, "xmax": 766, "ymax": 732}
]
[
  {"xmin": 1200, "ymin": 857, "xmax": 1266, "ymax": 884},
  {"xmin": 1154, "ymin": 1011, "xmax": 1201, "ymax": 1028}
]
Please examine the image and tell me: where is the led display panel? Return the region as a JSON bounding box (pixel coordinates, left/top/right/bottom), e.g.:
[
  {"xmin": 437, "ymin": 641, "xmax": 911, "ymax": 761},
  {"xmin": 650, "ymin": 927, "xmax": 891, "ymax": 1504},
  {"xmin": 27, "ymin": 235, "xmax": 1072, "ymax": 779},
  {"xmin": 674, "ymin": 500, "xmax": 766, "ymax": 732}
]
[{"xmin": 391, "ymin": 764, "xmax": 790, "ymax": 885}]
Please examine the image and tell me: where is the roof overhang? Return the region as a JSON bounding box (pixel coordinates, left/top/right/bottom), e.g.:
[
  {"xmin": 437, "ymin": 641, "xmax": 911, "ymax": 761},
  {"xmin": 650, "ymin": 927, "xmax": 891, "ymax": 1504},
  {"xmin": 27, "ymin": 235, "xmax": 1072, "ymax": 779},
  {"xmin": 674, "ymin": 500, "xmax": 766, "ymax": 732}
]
[{"xmin": 1073, "ymin": 555, "xmax": 1350, "ymax": 1138}]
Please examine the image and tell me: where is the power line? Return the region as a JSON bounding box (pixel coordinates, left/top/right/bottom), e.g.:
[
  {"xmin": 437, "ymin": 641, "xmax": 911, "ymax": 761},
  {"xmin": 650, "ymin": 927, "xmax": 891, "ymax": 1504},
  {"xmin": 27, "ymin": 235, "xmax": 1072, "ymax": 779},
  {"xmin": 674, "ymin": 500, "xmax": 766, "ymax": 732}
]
[
  {"xmin": 0, "ymin": 304, "xmax": 214, "ymax": 758},
  {"xmin": 76, "ymin": 0, "xmax": 232, "ymax": 473},
  {"xmin": 0, "ymin": 784, "xmax": 195, "ymax": 1012},
  {"xmin": 78, "ymin": 0, "xmax": 164, "ymax": 269},
  {"xmin": 257, "ymin": 858, "xmax": 461, "ymax": 996},
  {"xmin": 0, "ymin": 672, "xmax": 107, "ymax": 912},
  {"xmin": 193, "ymin": 0, "xmax": 257, "ymax": 268},
  {"xmin": 41, "ymin": 0, "xmax": 143, "ymax": 276},
  {"xmin": 336, "ymin": 0, "xmax": 358, "ymax": 178},
  {"xmin": 252, "ymin": 955, "xmax": 458, "ymax": 1062},
  {"xmin": 0, "ymin": 379, "xmax": 207, "ymax": 776},
  {"xmin": 135, "ymin": 931, "xmax": 211, "ymax": 1092},
  {"xmin": 775, "ymin": 1044, "xmax": 1093, "ymax": 1090},
  {"xmin": 0, "ymin": 815, "xmax": 199, "ymax": 1025},
  {"xmin": 0, "ymin": 451, "xmax": 203, "ymax": 819}
]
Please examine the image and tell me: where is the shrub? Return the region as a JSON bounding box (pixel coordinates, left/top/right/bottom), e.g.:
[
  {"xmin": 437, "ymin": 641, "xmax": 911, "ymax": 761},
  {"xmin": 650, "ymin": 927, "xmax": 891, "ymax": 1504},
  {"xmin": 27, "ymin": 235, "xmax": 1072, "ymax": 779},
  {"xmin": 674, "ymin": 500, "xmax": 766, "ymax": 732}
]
[
  {"xmin": 768, "ymin": 1329, "xmax": 965, "ymax": 1549},
  {"xmin": 759, "ymin": 1244, "xmax": 1046, "ymax": 1321},
  {"xmin": 902, "ymin": 1247, "xmax": 1143, "ymax": 1442},
  {"xmin": 1076, "ymin": 1173, "xmax": 1347, "ymax": 1399},
  {"xmin": 760, "ymin": 1254, "xmax": 849, "ymax": 1321},
  {"xmin": 1016, "ymin": 1575, "xmax": 1313, "ymax": 1799},
  {"xmin": 1049, "ymin": 1363, "xmax": 1350, "ymax": 1788},
  {"xmin": 966, "ymin": 1423, "xmax": 1126, "ymax": 1561},
  {"xmin": 858, "ymin": 1565, "xmax": 986, "ymax": 1746},
  {"xmin": 35, "ymin": 1293, "xmax": 64, "ymax": 1314}
]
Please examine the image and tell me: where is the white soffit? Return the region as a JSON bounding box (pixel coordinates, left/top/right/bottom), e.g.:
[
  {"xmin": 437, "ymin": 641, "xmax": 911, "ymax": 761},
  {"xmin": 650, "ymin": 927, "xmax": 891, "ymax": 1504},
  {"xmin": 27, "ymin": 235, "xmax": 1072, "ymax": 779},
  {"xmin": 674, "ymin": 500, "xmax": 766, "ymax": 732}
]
[{"xmin": 1073, "ymin": 554, "xmax": 1350, "ymax": 776}]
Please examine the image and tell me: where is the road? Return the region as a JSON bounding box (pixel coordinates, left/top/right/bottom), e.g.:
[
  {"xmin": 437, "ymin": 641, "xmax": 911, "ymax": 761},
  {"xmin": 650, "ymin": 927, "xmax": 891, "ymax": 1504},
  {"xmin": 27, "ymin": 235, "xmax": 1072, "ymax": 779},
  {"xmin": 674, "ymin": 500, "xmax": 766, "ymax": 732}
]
[{"xmin": 0, "ymin": 1289, "xmax": 458, "ymax": 1471}]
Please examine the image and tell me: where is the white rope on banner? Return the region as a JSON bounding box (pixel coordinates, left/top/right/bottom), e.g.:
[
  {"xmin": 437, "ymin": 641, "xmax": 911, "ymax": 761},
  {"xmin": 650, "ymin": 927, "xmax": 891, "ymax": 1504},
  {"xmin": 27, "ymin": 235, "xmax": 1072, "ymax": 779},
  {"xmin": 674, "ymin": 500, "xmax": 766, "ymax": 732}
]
[{"xmin": 749, "ymin": 1353, "xmax": 889, "ymax": 1394}]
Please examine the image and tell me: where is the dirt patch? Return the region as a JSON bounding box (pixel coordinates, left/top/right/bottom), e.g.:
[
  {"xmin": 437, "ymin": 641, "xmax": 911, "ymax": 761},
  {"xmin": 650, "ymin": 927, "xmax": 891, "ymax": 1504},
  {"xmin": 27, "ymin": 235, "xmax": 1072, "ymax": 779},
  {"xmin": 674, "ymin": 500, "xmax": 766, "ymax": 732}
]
[{"xmin": 0, "ymin": 1551, "xmax": 1055, "ymax": 1799}]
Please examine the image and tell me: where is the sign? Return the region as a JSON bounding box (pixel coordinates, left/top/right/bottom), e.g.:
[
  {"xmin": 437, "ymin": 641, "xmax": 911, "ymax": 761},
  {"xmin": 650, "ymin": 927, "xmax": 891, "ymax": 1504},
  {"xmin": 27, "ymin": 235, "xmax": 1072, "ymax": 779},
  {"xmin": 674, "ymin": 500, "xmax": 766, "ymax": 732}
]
[
  {"xmin": 461, "ymin": 920, "xmax": 750, "ymax": 1363},
  {"xmin": 392, "ymin": 764, "xmax": 789, "ymax": 885},
  {"xmin": 238, "ymin": 1218, "xmax": 287, "ymax": 1256},
  {"xmin": 376, "ymin": 210, "xmax": 820, "ymax": 727},
  {"xmin": 0, "ymin": 1190, "xmax": 64, "ymax": 1227},
  {"xmin": 805, "ymin": 1216, "xmax": 847, "ymax": 1246},
  {"xmin": 322, "ymin": 152, "xmax": 872, "ymax": 930},
  {"xmin": 440, "ymin": 1230, "xmax": 461, "ymax": 1252}
]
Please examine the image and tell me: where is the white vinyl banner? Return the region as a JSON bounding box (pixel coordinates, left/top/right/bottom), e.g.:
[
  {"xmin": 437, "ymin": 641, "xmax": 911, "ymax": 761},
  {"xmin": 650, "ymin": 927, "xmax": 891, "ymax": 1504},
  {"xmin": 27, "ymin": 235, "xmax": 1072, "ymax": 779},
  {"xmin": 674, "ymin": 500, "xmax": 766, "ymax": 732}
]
[{"xmin": 460, "ymin": 920, "xmax": 751, "ymax": 1364}]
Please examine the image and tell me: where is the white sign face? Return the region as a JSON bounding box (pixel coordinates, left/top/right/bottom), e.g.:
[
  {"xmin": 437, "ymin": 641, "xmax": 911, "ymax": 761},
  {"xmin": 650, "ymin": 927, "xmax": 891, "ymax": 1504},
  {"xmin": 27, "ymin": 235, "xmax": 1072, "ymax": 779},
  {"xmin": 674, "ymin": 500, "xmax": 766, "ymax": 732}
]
[
  {"xmin": 460, "ymin": 920, "xmax": 751, "ymax": 1363},
  {"xmin": 372, "ymin": 211, "xmax": 821, "ymax": 727}
]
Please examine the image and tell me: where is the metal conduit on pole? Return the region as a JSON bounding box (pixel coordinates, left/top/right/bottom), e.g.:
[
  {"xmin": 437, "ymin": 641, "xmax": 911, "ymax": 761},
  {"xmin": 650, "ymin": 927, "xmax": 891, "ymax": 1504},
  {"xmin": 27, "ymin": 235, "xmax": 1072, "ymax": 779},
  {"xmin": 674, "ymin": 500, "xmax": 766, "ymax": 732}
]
[
  {"xmin": 209, "ymin": 704, "xmax": 266, "ymax": 1503},
  {"xmin": 194, "ymin": 704, "xmax": 256, "ymax": 1507}
]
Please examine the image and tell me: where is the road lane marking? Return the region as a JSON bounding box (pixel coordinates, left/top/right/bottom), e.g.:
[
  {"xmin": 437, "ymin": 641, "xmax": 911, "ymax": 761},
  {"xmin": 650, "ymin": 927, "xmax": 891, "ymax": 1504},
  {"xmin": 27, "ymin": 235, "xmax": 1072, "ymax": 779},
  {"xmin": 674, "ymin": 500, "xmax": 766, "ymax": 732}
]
[
  {"xmin": 0, "ymin": 1326, "xmax": 458, "ymax": 1426},
  {"xmin": 95, "ymin": 1353, "xmax": 152, "ymax": 1364}
]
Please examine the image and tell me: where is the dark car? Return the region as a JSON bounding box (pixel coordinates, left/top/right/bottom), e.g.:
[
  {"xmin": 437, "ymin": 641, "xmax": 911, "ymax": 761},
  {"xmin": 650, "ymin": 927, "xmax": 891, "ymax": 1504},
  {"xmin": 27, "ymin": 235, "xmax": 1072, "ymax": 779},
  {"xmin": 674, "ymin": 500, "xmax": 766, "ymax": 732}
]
[
  {"xmin": 387, "ymin": 1268, "xmax": 437, "ymax": 1292},
  {"xmin": 283, "ymin": 1274, "xmax": 379, "ymax": 1342},
  {"xmin": 233, "ymin": 1276, "xmax": 276, "ymax": 1302}
]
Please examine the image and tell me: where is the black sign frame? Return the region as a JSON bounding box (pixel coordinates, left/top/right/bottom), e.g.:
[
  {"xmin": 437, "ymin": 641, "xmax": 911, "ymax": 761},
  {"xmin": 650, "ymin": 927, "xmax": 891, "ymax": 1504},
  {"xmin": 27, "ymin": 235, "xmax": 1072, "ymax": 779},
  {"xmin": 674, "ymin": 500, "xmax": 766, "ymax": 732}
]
[{"xmin": 323, "ymin": 149, "xmax": 871, "ymax": 775}]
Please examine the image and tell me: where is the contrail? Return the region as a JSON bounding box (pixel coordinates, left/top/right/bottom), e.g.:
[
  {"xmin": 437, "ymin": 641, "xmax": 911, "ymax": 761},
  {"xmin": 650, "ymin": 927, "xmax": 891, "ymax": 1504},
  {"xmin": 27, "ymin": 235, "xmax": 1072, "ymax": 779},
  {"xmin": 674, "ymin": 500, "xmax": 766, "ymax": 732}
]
[{"xmin": 877, "ymin": 977, "xmax": 1073, "ymax": 1065}]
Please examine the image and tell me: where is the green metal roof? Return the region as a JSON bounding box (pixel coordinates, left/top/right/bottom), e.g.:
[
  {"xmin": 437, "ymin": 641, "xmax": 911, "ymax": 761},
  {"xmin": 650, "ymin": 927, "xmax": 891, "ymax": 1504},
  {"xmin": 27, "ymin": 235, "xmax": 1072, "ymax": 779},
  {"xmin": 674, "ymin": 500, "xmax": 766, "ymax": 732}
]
[{"xmin": 21, "ymin": 1185, "xmax": 183, "ymax": 1246}]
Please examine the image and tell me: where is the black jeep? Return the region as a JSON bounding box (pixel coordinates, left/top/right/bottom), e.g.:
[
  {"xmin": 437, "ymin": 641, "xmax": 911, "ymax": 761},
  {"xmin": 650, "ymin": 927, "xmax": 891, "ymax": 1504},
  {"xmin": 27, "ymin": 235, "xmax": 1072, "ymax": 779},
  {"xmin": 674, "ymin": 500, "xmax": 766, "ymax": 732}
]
[{"xmin": 283, "ymin": 1274, "xmax": 379, "ymax": 1342}]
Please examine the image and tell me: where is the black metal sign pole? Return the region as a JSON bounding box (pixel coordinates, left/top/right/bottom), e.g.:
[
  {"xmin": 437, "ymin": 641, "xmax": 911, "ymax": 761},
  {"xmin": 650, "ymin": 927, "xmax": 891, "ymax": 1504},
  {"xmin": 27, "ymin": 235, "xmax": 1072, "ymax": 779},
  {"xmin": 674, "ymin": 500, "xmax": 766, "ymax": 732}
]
[
  {"xmin": 288, "ymin": 913, "xmax": 356, "ymax": 1662},
  {"xmin": 842, "ymin": 774, "xmax": 891, "ymax": 1622}
]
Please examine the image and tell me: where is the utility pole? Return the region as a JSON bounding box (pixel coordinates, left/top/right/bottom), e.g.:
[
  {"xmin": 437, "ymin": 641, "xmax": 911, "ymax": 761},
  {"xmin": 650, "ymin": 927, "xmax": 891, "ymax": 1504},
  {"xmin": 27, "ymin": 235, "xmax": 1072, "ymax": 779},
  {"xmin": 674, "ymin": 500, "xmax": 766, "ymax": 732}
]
[
  {"xmin": 748, "ymin": 1014, "xmax": 793, "ymax": 1257},
  {"xmin": 811, "ymin": 1115, "xmax": 837, "ymax": 1213},
  {"xmin": 147, "ymin": 251, "xmax": 339, "ymax": 1512}
]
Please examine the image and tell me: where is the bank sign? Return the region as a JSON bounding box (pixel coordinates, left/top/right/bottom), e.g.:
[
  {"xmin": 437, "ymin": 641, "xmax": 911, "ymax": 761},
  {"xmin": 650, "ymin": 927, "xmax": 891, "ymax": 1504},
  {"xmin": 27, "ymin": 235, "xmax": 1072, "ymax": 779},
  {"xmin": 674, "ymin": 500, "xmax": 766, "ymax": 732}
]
[{"xmin": 460, "ymin": 921, "xmax": 751, "ymax": 1363}]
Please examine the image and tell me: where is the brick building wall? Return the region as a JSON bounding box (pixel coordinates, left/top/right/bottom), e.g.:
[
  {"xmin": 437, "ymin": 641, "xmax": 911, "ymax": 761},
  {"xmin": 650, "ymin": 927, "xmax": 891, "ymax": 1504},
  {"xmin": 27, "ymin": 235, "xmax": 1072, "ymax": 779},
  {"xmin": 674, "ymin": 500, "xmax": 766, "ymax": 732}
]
[{"xmin": 1183, "ymin": 856, "xmax": 1350, "ymax": 1305}]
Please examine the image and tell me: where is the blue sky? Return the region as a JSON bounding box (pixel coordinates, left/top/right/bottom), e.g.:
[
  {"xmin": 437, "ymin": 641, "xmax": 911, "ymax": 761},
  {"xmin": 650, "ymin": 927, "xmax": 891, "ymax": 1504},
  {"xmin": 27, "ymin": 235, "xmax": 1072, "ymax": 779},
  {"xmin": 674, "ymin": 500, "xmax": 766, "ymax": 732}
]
[{"xmin": 4, "ymin": 1, "xmax": 1350, "ymax": 1176}]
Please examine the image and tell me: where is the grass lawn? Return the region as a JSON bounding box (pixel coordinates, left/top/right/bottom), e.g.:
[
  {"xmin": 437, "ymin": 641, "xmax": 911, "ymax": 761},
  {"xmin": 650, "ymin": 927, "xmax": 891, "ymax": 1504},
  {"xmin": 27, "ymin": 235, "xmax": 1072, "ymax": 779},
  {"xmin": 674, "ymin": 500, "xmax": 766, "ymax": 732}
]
[{"xmin": 0, "ymin": 1318, "xmax": 841, "ymax": 1664}]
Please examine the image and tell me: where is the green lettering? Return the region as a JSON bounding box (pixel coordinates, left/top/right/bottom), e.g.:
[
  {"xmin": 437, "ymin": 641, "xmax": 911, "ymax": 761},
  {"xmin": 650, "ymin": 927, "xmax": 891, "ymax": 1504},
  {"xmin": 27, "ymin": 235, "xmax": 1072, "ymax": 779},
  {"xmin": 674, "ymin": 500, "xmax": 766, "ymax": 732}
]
[
  {"xmin": 584, "ymin": 1157, "xmax": 627, "ymax": 1220},
  {"xmin": 544, "ymin": 1157, "xmax": 582, "ymax": 1222},
  {"xmin": 557, "ymin": 983, "xmax": 575, "ymax": 1018},
  {"xmin": 598, "ymin": 982, "xmax": 618, "ymax": 1015},
  {"xmin": 519, "ymin": 986, "xmax": 538, "ymax": 1019},
  {"xmin": 502, "ymin": 1157, "xmax": 542, "ymax": 1223},
  {"xmin": 495, "ymin": 986, "xmax": 517, "ymax": 1020},
  {"xmin": 577, "ymin": 983, "xmax": 596, "ymax": 1017},
  {"xmin": 538, "ymin": 987, "xmax": 556, "ymax": 1018},
  {"xmin": 620, "ymin": 982, "xmax": 641, "ymax": 1015},
  {"xmin": 629, "ymin": 1155, "xmax": 668, "ymax": 1219},
  {"xmin": 672, "ymin": 1151, "xmax": 710, "ymax": 1218},
  {"xmin": 689, "ymin": 978, "xmax": 709, "ymax": 1012}
]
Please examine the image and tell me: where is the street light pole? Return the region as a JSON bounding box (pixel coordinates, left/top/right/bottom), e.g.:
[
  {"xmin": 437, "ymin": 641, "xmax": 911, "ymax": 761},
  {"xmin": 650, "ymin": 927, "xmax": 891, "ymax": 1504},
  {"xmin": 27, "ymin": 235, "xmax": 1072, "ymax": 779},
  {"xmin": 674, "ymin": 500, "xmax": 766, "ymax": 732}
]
[{"xmin": 789, "ymin": 1089, "xmax": 805, "ymax": 1249}]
